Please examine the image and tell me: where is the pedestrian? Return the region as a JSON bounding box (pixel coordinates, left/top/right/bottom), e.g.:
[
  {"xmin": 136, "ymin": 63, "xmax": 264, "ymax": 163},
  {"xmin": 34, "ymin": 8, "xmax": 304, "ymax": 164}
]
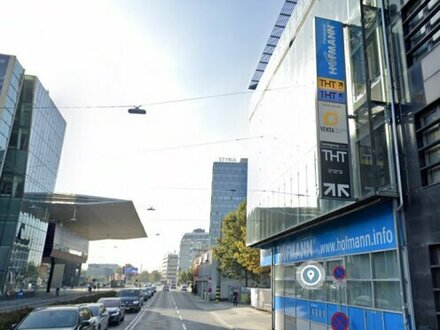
[
  {"xmin": 55, "ymin": 287, "xmax": 60, "ymax": 297},
  {"xmin": 232, "ymin": 289, "xmax": 239, "ymax": 307}
]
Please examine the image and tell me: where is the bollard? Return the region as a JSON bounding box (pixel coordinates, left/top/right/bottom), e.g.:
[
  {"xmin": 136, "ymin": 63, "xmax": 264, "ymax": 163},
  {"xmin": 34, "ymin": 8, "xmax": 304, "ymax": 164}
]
[{"xmin": 215, "ymin": 286, "xmax": 220, "ymax": 303}]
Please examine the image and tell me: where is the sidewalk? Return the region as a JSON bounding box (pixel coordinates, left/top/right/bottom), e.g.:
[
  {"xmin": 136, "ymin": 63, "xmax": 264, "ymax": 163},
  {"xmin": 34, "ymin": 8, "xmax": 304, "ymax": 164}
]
[{"xmin": 188, "ymin": 294, "xmax": 271, "ymax": 330}]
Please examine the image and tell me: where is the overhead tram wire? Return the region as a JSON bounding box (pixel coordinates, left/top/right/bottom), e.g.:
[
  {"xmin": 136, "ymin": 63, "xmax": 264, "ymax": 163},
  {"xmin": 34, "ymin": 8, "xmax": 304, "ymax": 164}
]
[
  {"xmin": 8, "ymin": 84, "xmax": 303, "ymax": 111},
  {"xmin": 143, "ymin": 135, "xmax": 264, "ymax": 152}
]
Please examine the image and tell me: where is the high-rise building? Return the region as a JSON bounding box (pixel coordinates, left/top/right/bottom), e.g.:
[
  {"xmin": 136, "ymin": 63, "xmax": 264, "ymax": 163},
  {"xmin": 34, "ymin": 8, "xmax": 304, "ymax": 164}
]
[
  {"xmin": 0, "ymin": 54, "xmax": 147, "ymax": 297},
  {"xmin": 161, "ymin": 253, "xmax": 178, "ymax": 284},
  {"xmin": 246, "ymin": 1, "xmax": 440, "ymax": 329},
  {"xmin": 209, "ymin": 158, "xmax": 247, "ymax": 246},
  {"xmin": 178, "ymin": 229, "xmax": 209, "ymax": 273},
  {"xmin": 0, "ymin": 70, "xmax": 66, "ymax": 294}
]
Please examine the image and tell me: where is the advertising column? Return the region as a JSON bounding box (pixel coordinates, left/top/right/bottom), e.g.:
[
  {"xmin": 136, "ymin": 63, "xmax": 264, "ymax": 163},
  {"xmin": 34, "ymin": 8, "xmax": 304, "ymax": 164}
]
[{"xmin": 315, "ymin": 18, "xmax": 352, "ymax": 200}]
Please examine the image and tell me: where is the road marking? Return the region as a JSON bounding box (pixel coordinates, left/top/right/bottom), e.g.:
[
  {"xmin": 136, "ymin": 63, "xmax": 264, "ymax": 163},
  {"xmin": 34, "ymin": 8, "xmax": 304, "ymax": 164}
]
[
  {"xmin": 124, "ymin": 294, "xmax": 156, "ymax": 330},
  {"xmin": 170, "ymin": 291, "xmax": 188, "ymax": 330}
]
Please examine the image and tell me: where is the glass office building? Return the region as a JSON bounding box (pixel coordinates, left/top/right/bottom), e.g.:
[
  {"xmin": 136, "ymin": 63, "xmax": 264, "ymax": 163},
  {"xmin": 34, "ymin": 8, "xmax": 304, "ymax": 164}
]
[
  {"xmin": 0, "ymin": 74, "xmax": 66, "ymax": 295},
  {"xmin": 0, "ymin": 54, "xmax": 147, "ymax": 297},
  {"xmin": 178, "ymin": 228, "xmax": 209, "ymax": 273},
  {"xmin": 247, "ymin": 0, "xmax": 440, "ymax": 329},
  {"xmin": 209, "ymin": 158, "xmax": 248, "ymax": 246},
  {"xmin": 0, "ymin": 55, "xmax": 24, "ymax": 177}
]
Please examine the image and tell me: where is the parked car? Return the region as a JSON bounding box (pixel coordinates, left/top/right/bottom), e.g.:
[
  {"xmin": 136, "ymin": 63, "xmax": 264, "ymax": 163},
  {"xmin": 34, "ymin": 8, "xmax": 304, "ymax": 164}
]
[
  {"xmin": 10, "ymin": 305, "xmax": 98, "ymax": 330},
  {"xmin": 118, "ymin": 289, "xmax": 143, "ymax": 312},
  {"xmin": 170, "ymin": 283, "xmax": 176, "ymax": 289},
  {"xmin": 97, "ymin": 297, "xmax": 125, "ymax": 325},
  {"xmin": 86, "ymin": 303, "xmax": 109, "ymax": 330},
  {"xmin": 180, "ymin": 285, "xmax": 188, "ymax": 291}
]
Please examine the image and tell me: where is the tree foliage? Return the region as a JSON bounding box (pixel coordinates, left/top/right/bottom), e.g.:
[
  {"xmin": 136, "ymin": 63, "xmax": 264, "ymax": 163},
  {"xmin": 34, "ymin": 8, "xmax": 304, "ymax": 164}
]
[
  {"xmin": 212, "ymin": 202, "xmax": 269, "ymax": 286},
  {"xmin": 177, "ymin": 269, "xmax": 193, "ymax": 285}
]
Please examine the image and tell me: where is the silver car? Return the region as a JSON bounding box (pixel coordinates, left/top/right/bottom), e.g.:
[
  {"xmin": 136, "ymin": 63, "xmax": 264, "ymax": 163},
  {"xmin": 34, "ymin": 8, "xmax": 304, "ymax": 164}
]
[
  {"xmin": 12, "ymin": 305, "xmax": 98, "ymax": 330},
  {"xmin": 86, "ymin": 303, "xmax": 109, "ymax": 330}
]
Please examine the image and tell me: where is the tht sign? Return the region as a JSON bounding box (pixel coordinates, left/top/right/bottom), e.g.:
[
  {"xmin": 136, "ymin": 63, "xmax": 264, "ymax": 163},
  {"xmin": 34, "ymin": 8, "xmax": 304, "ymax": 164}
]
[{"xmin": 315, "ymin": 17, "xmax": 352, "ymax": 200}]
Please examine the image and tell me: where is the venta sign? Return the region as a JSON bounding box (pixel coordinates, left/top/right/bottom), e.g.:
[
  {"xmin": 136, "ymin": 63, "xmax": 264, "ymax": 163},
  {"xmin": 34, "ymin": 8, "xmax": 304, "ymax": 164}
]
[{"xmin": 315, "ymin": 17, "xmax": 352, "ymax": 200}]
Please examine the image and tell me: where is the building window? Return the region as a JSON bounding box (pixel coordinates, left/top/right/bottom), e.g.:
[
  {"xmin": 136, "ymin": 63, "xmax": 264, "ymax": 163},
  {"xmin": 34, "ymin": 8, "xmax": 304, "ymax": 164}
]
[
  {"xmin": 402, "ymin": 0, "xmax": 440, "ymax": 66},
  {"xmin": 273, "ymin": 250, "xmax": 402, "ymax": 312},
  {"xmin": 429, "ymin": 244, "xmax": 440, "ymax": 327},
  {"xmin": 416, "ymin": 100, "xmax": 440, "ymax": 186}
]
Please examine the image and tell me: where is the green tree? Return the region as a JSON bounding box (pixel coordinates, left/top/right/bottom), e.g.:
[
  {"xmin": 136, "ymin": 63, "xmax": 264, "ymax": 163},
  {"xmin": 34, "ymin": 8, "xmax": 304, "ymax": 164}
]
[
  {"xmin": 149, "ymin": 270, "xmax": 162, "ymax": 283},
  {"xmin": 213, "ymin": 202, "xmax": 269, "ymax": 287},
  {"xmin": 177, "ymin": 269, "xmax": 193, "ymax": 285}
]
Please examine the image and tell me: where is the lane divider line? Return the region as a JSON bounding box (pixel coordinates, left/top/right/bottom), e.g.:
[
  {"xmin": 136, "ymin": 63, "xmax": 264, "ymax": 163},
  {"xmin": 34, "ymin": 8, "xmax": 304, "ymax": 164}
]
[
  {"xmin": 170, "ymin": 291, "xmax": 188, "ymax": 330},
  {"xmin": 125, "ymin": 293, "xmax": 157, "ymax": 330}
]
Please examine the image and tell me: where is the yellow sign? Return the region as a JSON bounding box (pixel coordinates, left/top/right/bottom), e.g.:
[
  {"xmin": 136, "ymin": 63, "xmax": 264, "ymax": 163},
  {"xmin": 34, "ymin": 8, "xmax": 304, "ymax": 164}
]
[
  {"xmin": 323, "ymin": 111, "xmax": 338, "ymax": 126},
  {"xmin": 317, "ymin": 77, "xmax": 345, "ymax": 92}
]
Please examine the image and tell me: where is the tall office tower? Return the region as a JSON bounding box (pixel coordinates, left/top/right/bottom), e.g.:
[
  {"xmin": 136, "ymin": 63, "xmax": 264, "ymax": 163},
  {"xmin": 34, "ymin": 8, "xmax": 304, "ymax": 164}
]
[
  {"xmin": 0, "ymin": 71, "xmax": 66, "ymax": 293},
  {"xmin": 161, "ymin": 253, "xmax": 178, "ymax": 284},
  {"xmin": 178, "ymin": 228, "xmax": 209, "ymax": 273},
  {"xmin": 0, "ymin": 55, "xmax": 24, "ymax": 175},
  {"xmin": 209, "ymin": 158, "xmax": 247, "ymax": 246}
]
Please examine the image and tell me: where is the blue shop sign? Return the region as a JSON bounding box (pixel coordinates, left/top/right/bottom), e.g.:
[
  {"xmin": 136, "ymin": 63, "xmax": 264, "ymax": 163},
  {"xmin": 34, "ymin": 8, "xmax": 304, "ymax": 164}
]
[
  {"xmin": 273, "ymin": 203, "xmax": 396, "ymax": 264},
  {"xmin": 315, "ymin": 17, "xmax": 346, "ymax": 81}
]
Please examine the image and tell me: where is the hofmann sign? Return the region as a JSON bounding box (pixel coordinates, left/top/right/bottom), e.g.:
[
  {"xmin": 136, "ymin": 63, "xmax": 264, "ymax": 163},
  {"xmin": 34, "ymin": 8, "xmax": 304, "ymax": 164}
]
[
  {"xmin": 315, "ymin": 17, "xmax": 352, "ymax": 200},
  {"xmin": 272, "ymin": 203, "xmax": 396, "ymax": 265}
]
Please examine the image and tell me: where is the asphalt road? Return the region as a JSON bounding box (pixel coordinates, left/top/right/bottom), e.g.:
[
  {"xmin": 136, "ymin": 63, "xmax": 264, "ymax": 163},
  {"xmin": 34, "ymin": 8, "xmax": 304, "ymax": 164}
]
[{"xmin": 112, "ymin": 290, "xmax": 230, "ymax": 330}]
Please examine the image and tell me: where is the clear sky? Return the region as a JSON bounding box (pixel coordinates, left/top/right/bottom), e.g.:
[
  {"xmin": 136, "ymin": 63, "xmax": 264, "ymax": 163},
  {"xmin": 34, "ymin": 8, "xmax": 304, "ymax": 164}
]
[{"xmin": 0, "ymin": 0, "xmax": 285, "ymax": 272}]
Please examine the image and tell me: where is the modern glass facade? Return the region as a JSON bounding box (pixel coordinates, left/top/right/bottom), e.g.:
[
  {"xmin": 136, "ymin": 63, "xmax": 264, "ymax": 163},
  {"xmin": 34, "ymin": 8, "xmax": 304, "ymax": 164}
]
[
  {"xmin": 178, "ymin": 229, "xmax": 209, "ymax": 272},
  {"xmin": 247, "ymin": 0, "xmax": 398, "ymax": 245},
  {"xmin": 0, "ymin": 74, "xmax": 66, "ymax": 295},
  {"xmin": 209, "ymin": 158, "xmax": 248, "ymax": 246},
  {"xmin": 0, "ymin": 55, "xmax": 24, "ymax": 178},
  {"xmin": 245, "ymin": 0, "xmax": 424, "ymax": 329}
]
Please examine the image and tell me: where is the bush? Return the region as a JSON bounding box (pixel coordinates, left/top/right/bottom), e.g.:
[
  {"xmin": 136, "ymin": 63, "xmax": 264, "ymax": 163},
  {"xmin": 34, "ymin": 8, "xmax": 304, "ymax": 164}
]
[{"xmin": 0, "ymin": 290, "xmax": 117, "ymax": 329}]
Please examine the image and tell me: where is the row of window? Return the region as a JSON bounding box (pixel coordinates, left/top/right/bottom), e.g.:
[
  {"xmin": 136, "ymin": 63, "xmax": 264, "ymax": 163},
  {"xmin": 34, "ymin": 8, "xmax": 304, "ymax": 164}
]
[
  {"xmin": 403, "ymin": 0, "xmax": 440, "ymax": 65},
  {"xmin": 273, "ymin": 250, "xmax": 402, "ymax": 311},
  {"xmin": 416, "ymin": 99, "xmax": 440, "ymax": 186}
]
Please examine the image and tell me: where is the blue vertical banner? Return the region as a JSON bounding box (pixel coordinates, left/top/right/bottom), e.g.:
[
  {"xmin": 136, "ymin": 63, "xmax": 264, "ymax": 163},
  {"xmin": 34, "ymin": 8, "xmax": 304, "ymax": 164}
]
[
  {"xmin": 315, "ymin": 17, "xmax": 352, "ymax": 200},
  {"xmin": 315, "ymin": 18, "xmax": 346, "ymax": 81}
]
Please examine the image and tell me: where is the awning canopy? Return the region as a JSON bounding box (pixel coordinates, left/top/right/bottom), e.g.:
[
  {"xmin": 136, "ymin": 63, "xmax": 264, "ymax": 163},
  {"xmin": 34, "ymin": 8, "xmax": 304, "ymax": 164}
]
[{"xmin": 23, "ymin": 193, "xmax": 147, "ymax": 241}]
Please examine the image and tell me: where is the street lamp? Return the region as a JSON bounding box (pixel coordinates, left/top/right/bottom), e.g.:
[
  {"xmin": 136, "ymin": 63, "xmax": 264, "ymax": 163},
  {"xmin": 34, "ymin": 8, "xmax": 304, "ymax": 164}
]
[{"xmin": 128, "ymin": 106, "xmax": 146, "ymax": 114}]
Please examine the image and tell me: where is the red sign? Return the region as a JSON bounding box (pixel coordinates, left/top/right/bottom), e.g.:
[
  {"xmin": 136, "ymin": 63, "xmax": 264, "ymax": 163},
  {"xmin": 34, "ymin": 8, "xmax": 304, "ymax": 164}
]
[
  {"xmin": 332, "ymin": 265, "xmax": 346, "ymax": 280},
  {"xmin": 331, "ymin": 312, "xmax": 349, "ymax": 330}
]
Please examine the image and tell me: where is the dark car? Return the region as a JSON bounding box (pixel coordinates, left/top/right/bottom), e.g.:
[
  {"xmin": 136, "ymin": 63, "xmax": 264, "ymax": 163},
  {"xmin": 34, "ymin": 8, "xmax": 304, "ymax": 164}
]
[
  {"xmin": 86, "ymin": 303, "xmax": 109, "ymax": 330},
  {"xmin": 11, "ymin": 305, "xmax": 98, "ymax": 330},
  {"xmin": 97, "ymin": 297, "xmax": 125, "ymax": 325},
  {"xmin": 142, "ymin": 288, "xmax": 152, "ymax": 301},
  {"xmin": 118, "ymin": 289, "xmax": 143, "ymax": 312}
]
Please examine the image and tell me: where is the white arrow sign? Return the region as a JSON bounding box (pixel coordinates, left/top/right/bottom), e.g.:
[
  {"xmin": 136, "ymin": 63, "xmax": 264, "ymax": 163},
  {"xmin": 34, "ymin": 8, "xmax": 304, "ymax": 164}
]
[
  {"xmin": 337, "ymin": 184, "xmax": 350, "ymax": 197},
  {"xmin": 323, "ymin": 183, "xmax": 336, "ymax": 196}
]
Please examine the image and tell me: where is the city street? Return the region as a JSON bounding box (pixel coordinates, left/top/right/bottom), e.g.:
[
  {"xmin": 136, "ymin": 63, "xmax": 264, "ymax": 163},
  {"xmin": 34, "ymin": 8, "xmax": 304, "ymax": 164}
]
[{"xmin": 111, "ymin": 289, "xmax": 269, "ymax": 330}]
